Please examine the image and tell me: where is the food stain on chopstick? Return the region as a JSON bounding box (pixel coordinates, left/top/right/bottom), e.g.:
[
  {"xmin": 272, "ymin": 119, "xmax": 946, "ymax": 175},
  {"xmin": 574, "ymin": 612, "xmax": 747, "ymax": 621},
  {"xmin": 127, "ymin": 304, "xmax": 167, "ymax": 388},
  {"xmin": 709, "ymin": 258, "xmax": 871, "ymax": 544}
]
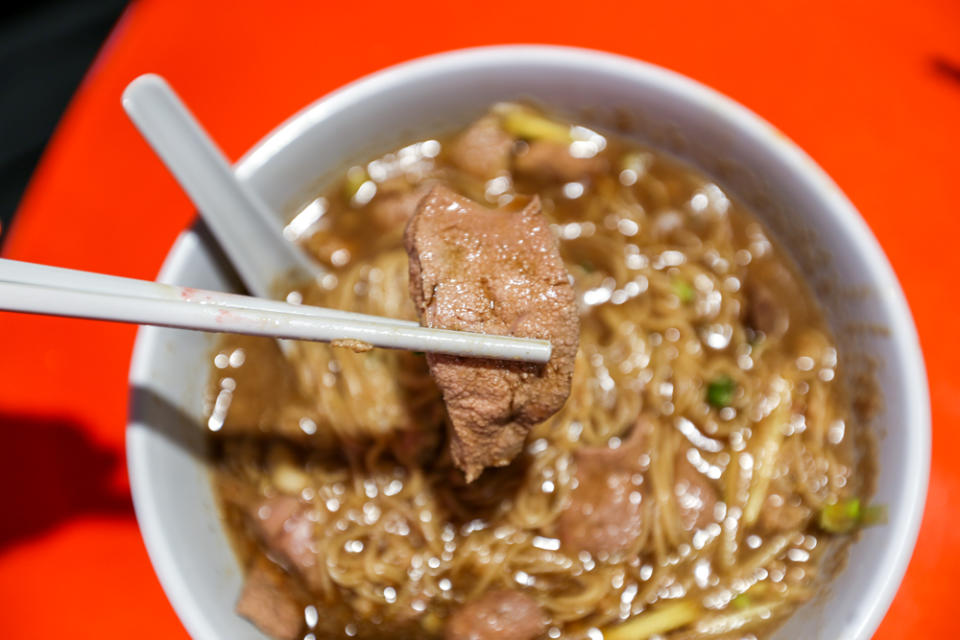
[{"xmin": 330, "ymin": 338, "xmax": 373, "ymax": 352}]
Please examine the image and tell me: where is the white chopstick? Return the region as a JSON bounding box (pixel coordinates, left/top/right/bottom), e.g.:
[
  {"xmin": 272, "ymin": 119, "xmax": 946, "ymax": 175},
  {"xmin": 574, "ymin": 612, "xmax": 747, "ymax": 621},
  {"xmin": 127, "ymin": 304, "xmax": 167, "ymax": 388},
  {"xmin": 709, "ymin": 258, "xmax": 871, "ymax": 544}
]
[
  {"xmin": 0, "ymin": 258, "xmax": 419, "ymax": 327},
  {"xmin": 0, "ymin": 260, "xmax": 552, "ymax": 363}
]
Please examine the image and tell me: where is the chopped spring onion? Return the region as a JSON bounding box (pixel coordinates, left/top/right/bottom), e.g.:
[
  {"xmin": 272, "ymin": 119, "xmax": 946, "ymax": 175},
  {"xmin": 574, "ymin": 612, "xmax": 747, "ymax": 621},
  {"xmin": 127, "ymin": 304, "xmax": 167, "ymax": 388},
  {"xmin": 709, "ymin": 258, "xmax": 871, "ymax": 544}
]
[
  {"xmin": 731, "ymin": 582, "xmax": 770, "ymax": 610},
  {"xmin": 603, "ymin": 600, "xmax": 700, "ymax": 640},
  {"xmin": 501, "ymin": 109, "xmax": 573, "ymax": 144},
  {"xmin": 707, "ymin": 375, "xmax": 736, "ymax": 408},
  {"xmin": 620, "ymin": 151, "xmax": 652, "ymax": 174},
  {"xmin": 862, "ymin": 504, "xmax": 889, "ymax": 526},
  {"xmin": 819, "ymin": 498, "xmax": 860, "ymax": 533},
  {"xmin": 819, "ymin": 498, "xmax": 886, "ymax": 533},
  {"xmin": 343, "ymin": 165, "xmax": 369, "ymax": 201},
  {"xmin": 672, "ymin": 278, "xmax": 695, "ymax": 303}
]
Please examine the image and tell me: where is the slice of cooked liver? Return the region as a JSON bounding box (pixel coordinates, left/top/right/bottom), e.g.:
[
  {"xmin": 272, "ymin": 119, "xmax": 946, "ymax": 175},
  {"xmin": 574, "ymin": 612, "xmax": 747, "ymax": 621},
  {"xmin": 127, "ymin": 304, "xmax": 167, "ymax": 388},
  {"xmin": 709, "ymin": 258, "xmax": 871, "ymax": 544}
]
[
  {"xmin": 247, "ymin": 495, "xmax": 321, "ymax": 589},
  {"xmin": 448, "ymin": 115, "xmax": 514, "ymax": 179},
  {"xmin": 404, "ymin": 186, "xmax": 579, "ymax": 482},
  {"xmin": 236, "ymin": 555, "xmax": 304, "ymax": 640},
  {"xmin": 557, "ymin": 421, "xmax": 649, "ymax": 556},
  {"xmin": 445, "ymin": 590, "xmax": 547, "ymax": 640}
]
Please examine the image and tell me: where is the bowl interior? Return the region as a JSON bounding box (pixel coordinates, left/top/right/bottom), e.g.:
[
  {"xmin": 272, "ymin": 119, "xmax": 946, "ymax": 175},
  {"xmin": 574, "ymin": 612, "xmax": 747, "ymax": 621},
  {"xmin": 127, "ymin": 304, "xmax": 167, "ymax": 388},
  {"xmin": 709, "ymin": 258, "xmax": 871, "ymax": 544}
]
[{"xmin": 128, "ymin": 46, "xmax": 928, "ymax": 640}]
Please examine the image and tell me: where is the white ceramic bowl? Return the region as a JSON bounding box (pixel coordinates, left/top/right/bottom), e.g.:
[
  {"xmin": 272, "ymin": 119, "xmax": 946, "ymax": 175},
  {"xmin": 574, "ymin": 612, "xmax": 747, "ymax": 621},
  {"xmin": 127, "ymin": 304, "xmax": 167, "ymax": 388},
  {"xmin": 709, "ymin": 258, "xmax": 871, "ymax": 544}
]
[{"xmin": 127, "ymin": 46, "xmax": 929, "ymax": 639}]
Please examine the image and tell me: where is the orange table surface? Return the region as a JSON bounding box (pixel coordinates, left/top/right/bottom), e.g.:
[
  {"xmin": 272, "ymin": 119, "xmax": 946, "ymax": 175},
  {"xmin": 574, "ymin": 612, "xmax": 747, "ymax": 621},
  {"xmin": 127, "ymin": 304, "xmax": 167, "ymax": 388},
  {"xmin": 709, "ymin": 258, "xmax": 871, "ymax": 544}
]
[{"xmin": 1, "ymin": 0, "xmax": 957, "ymax": 637}]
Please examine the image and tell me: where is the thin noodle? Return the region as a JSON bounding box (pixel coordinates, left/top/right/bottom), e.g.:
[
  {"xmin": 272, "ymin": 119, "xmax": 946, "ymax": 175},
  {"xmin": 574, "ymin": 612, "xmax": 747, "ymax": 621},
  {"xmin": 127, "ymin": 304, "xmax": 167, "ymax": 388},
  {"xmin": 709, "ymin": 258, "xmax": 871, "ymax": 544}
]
[{"xmin": 209, "ymin": 108, "xmax": 866, "ymax": 639}]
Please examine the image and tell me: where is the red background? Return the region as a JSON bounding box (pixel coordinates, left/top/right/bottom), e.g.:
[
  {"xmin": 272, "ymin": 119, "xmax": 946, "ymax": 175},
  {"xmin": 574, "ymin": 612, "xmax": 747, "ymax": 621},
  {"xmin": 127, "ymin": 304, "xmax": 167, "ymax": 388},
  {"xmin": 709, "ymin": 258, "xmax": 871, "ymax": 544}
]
[{"xmin": 0, "ymin": 0, "xmax": 957, "ymax": 637}]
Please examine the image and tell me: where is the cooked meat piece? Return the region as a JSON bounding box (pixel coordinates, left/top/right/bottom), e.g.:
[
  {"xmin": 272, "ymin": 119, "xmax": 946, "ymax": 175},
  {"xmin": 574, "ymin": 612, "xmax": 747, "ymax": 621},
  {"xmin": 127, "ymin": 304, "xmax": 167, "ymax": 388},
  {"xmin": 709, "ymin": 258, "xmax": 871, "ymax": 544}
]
[
  {"xmin": 674, "ymin": 451, "xmax": 719, "ymax": 531},
  {"xmin": 404, "ymin": 186, "xmax": 579, "ymax": 481},
  {"xmin": 448, "ymin": 115, "xmax": 514, "ymax": 179},
  {"xmin": 248, "ymin": 496, "xmax": 320, "ymax": 589},
  {"xmin": 370, "ymin": 182, "xmax": 435, "ymax": 229},
  {"xmin": 513, "ymin": 141, "xmax": 606, "ymax": 183},
  {"xmin": 558, "ymin": 422, "xmax": 649, "ymax": 555},
  {"xmin": 445, "ymin": 590, "xmax": 547, "ymax": 640},
  {"xmin": 437, "ymin": 456, "xmax": 529, "ymax": 523},
  {"xmin": 744, "ymin": 279, "xmax": 789, "ymax": 339},
  {"xmin": 236, "ymin": 555, "xmax": 304, "ymax": 640},
  {"xmin": 742, "ymin": 258, "xmax": 800, "ymax": 342}
]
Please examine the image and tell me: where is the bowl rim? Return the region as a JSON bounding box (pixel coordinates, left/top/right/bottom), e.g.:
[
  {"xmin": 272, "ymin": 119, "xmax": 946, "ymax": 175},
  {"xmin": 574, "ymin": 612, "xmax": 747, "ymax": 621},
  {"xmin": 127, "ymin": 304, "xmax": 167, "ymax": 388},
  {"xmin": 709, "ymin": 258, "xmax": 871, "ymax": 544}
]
[{"xmin": 128, "ymin": 44, "xmax": 930, "ymax": 640}]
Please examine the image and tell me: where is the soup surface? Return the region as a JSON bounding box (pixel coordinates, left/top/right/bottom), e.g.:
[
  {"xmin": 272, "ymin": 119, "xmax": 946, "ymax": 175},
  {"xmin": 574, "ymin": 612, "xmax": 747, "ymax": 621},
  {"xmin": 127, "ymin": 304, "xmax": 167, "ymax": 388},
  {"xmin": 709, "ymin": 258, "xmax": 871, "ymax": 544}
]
[{"xmin": 207, "ymin": 105, "xmax": 873, "ymax": 640}]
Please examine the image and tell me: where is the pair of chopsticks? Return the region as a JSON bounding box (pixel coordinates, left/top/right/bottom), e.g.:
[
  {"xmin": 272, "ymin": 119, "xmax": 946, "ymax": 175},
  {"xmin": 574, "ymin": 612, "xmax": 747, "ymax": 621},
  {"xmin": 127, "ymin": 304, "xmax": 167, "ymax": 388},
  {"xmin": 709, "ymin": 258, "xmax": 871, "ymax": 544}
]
[{"xmin": 0, "ymin": 258, "xmax": 552, "ymax": 363}]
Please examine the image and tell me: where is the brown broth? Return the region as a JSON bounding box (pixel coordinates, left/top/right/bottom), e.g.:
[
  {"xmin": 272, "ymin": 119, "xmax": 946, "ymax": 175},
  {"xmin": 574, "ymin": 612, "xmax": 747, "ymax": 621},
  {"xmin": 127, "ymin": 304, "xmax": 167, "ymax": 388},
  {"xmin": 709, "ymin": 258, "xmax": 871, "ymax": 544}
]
[{"xmin": 205, "ymin": 105, "xmax": 871, "ymax": 640}]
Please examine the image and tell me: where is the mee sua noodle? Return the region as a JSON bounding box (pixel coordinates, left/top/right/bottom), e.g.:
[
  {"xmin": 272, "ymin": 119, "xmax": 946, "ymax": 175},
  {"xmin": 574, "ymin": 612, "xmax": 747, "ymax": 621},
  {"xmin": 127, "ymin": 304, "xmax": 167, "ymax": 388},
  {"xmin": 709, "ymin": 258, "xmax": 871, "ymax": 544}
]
[{"xmin": 206, "ymin": 104, "xmax": 876, "ymax": 639}]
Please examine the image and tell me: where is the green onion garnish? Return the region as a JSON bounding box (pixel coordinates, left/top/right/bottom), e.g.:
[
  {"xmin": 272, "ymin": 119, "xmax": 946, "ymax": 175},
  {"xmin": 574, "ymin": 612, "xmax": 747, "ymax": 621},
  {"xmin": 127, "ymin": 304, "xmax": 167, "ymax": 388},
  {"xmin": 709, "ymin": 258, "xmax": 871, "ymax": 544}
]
[
  {"xmin": 819, "ymin": 499, "xmax": 887, "ymax": 533},
  {"xmin": 707, "ymin": 375, "xmax": 736, "ymax": 408},
  {"xmin": 672, "ymin": 279, "xmax": 695, "ymax": 303}
]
